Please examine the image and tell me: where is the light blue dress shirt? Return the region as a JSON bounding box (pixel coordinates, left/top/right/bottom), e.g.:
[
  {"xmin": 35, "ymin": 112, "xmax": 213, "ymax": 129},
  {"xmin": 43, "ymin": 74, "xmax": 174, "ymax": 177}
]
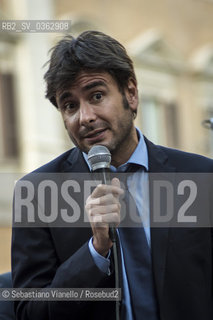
[{"xmin": 83, "ymin": 128, "xmax": 150, "ymax": 320}]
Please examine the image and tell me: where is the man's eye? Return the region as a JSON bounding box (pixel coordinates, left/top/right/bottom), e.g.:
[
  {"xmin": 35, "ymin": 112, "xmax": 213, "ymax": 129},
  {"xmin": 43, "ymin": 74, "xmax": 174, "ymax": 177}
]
[
  {"xmin": 92, "ymin": 92, "xmax": 103, "ymax": 101},
  {"xmin": 63, "ymin": 102, "xmax": 76, "ymax": 110}
]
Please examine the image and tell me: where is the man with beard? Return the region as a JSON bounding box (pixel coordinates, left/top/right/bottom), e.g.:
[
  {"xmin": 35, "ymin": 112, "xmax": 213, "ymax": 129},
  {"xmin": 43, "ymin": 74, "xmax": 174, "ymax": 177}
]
[{"xmin": 12, "ymin": 31, "xmax": 213, "ymax": 320}]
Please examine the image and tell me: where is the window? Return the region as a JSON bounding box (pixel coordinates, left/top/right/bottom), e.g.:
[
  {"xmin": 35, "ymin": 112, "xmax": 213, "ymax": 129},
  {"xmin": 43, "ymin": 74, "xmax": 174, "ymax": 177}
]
[
  {"xmin": 203, "ymin": 107, "xmax": 213, "ymax": 156},
  {"xmin": 0, "ymin": 73, "xmax": 19, "ymax": 160},
  {"xmin": 141, "ymin": 97, "xmax": 179, "ymax": 148}
]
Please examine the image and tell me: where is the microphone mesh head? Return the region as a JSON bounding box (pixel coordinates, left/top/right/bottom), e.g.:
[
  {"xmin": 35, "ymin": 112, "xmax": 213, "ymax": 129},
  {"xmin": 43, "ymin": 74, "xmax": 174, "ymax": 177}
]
[{"xmin": 88, "ymin": 145, "xmax": 111, "ymax": 171}]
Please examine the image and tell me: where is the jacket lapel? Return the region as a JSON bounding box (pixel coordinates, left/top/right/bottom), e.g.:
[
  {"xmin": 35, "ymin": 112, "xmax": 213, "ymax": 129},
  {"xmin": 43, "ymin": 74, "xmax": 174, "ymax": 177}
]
[
  {"xmin": 61, "ymin": 147, "xmax": 90, "ymax": 173},
  {"xmin": 144, "ymin": 137, "xmax": 176, "ymax": 306}
]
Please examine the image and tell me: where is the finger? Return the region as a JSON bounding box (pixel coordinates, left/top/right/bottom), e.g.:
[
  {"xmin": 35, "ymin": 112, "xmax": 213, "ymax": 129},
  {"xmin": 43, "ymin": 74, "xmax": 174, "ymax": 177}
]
[
  {"xmin": 91, "ymin": 183, "xmax": 123, "ymax": 198},
  {"xmin": 91, "ymin": 212, "xmax": 120, "ymax": 226},
  {"xmin": 87, "ymin": 203, "xmax": 120, "ymax": 217},
  {"xmin": 86, "ymin": 193, "xmax": 121, "ymax": 208}
]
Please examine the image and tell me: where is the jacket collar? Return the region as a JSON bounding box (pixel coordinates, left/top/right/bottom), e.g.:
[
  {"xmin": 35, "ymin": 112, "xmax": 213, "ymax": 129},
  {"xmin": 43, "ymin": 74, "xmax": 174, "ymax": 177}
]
[
  {"xmin": 62, "ymin": 136, "xmax": 176, "ymax": 173},
  {"xmin": 144, "ymin": 136, "xmax": 176, "ymax": 173},
  {"xmin": 61, "ymin": 147, "xmax": 90, "ymax": 173}
]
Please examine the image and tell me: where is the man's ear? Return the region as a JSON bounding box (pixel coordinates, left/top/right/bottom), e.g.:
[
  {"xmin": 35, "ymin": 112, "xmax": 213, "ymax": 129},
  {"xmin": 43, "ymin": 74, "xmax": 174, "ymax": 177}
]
[{"xmin": 124, "ymin": 78, "xmax": 138, "ymax": 114}]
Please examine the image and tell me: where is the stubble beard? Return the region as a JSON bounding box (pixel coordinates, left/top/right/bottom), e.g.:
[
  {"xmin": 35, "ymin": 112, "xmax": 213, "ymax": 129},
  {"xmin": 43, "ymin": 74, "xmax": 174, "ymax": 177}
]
[
  {"xmin": 108, "ymin": 111, "xmax": 135, "ymax": 161},
  {"xmin": 106, "ymin": 95, "xmax": 135, "ymax": 157}
]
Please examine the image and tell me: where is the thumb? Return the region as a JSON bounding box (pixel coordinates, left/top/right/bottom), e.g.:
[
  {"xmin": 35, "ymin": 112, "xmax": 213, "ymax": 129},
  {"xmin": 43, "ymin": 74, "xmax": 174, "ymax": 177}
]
[
  {"xmin": 111, "ymin": 177, "xmax": 124, "ymax": 199},
  {"xmin": 111, "ymin": 177, "xmax": 120, "ymax": 188}
]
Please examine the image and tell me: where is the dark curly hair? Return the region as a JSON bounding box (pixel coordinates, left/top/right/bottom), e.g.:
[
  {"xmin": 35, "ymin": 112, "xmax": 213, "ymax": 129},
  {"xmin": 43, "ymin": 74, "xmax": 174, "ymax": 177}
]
[{"xmin": 44, "ymin": 30, "xmax": 137, "ymax": 108}]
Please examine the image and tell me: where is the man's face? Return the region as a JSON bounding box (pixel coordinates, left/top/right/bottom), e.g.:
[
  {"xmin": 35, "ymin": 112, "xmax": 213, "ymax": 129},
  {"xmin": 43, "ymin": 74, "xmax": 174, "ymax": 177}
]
[{"xmin": 56, "ymin": 71, "xmax": 138, "ymax": 166}]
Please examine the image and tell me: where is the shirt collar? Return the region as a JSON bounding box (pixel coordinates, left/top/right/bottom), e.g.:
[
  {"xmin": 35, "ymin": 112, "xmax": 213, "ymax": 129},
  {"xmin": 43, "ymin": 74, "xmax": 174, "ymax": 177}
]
[{"xmin": 82, "ymin": 128, "xmax": 149, "ymax": 172}]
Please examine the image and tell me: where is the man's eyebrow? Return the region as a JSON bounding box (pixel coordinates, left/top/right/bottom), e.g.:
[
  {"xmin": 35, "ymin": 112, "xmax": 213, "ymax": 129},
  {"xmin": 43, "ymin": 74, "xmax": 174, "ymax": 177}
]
[
  {"xmin": 83, "ymin": 81, "xmax": 107, "ymax": 91},
  {"xmin": 58, "ymin": 91, "xmax": 72, "ymax": 105}
]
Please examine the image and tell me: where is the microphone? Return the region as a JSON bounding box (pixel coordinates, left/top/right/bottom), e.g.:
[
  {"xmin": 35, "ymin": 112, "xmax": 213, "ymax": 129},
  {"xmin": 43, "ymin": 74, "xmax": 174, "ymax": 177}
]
[
  {"xmin": 88, "ymin": 145, "xmax": 117, "ymax": 242},
  {"xmin": 202, "ymin": 118, "xmax": 213, "ymax": 130},
  {"xmin": 88, "ymin": 145, "xmax": 120, "ymax": 320}
]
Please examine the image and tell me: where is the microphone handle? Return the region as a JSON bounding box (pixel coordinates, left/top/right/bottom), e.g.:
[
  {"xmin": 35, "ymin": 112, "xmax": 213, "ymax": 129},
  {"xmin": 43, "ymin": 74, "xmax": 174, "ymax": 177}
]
[
  {"xmin": 109, "ymin": 225, "xmax": 117, "ymax": 242},
  {"xmin": 93, "ymin": 168, "xmax": 117, "ymax": 242}
]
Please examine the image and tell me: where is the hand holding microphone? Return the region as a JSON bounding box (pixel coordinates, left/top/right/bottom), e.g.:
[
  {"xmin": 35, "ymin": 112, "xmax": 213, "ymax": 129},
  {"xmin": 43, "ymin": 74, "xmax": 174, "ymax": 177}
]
[{"xmin": 85, "ymin": 145, "xmax": 123, "ymax": 256}]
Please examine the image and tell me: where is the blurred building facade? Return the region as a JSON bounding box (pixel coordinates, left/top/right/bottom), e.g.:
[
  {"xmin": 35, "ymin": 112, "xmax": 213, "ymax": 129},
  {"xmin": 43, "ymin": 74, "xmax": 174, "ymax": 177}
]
[{"xmin": 0, "ymin": 0, "xmax": 213, "ymax": 271}]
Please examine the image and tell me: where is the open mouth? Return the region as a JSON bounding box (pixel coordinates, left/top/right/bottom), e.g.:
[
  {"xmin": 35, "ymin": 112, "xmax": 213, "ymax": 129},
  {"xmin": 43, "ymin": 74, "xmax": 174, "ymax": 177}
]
[{"xmin": 84, "ymin": 128, "xmax": 107, "ymax": 142}]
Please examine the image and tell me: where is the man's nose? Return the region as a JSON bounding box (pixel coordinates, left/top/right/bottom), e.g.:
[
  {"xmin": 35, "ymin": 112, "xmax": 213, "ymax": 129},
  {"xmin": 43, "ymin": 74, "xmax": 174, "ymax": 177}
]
[{"xmin": 79, "ymin": 102, "xmax": 97, "ymax": 125}]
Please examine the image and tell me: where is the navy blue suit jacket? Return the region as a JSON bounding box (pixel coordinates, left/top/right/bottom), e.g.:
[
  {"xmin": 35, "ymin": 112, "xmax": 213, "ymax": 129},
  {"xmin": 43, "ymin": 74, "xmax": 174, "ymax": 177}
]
[
  {"xmin": 12, "ymin": 138, "xmax": 213, "ymax": 320},
  {"xmin": 0, "ymin": 272, "xmax": 15, "ymax": 320}
]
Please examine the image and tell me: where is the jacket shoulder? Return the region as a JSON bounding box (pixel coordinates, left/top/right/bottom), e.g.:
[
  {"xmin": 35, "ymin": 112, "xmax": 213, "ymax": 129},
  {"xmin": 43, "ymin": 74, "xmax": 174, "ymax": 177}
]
[
  {"xmin": 159, "ymin": 145, "xmax": 213, "ymax": 172},
  {"xmin": 144, "ymin": 136, "xmax": 213, "ymax": 172},
  {"xmin": 32, "ymin": 148, "xmax": 77, "ymax": 173}
]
